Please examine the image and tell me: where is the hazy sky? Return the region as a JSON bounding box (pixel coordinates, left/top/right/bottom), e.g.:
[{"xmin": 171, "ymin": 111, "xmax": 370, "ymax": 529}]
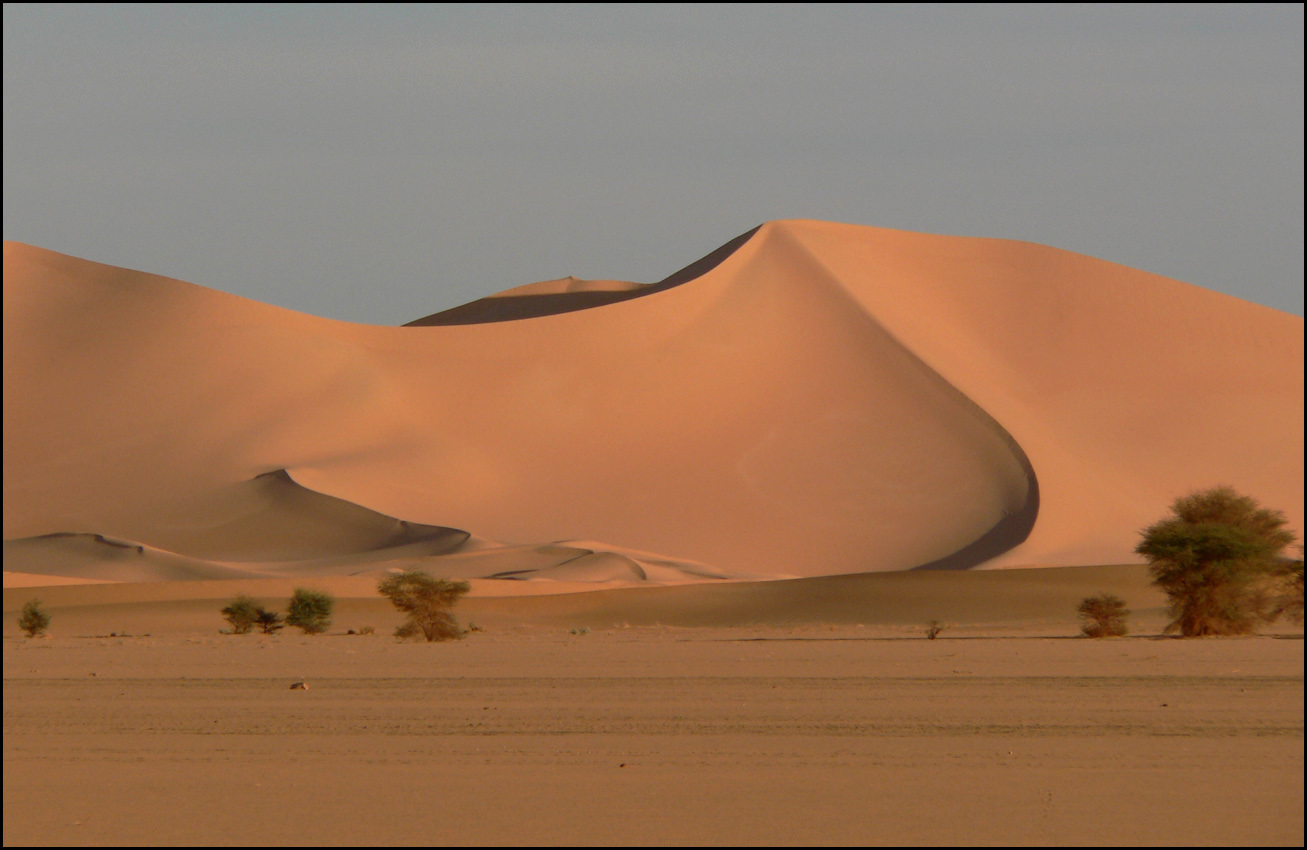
[{"xmin": 4, "ymin": 4, "xmax": 1303, "ymax": 323}]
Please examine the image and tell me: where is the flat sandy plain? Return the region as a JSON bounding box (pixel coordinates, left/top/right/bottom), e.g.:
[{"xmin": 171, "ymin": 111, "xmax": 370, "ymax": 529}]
[{"xmin": 5, "ymin": 566, "xmax": 1303, "ymax": 846}]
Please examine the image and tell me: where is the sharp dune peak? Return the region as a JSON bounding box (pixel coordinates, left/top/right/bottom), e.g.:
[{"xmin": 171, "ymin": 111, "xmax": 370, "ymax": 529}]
[{"xmin": 3, "ymin": 222, "xmax": 1301, "ymax": 589}]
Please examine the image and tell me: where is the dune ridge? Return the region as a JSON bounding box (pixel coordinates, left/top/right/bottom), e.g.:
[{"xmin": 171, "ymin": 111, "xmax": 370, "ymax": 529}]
[
  {"xmin": 403, "ymin": 225, "xmax": 762, "ymax": 326},
  {"xmin": 3, "ymin": 221, "xmax": 1301, "ymax": 589},
  {"xmin": 0, "ymin": 471, "xmax": 725, "ymax": 587},
  {"xmin": 773, "ymin": 221, "xmax": 1303, "ymax": 568}
]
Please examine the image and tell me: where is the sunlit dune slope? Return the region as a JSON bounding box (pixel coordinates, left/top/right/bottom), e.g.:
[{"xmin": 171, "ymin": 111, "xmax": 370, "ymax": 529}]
[
  {"xmin": 772, "ymin": 222, "xmax": 1303, "ymax": 568},
  {"xmin": 3, "ymin": 221, "xmax": 1302, "ymax": 586}
]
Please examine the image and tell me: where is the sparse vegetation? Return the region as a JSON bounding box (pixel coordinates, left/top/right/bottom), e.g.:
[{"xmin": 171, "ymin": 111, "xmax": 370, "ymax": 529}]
[
  {"xmin": 1077, "ymin": 593, "xmax": 1129, "ymax": 637},
  {"xmin": 19, "ymin": 599, "xmax": 51, "ymax": 637},
  {"xmin": 285, "ymin": 588, "xmax": 334, "ymax": 635},
  {"xmin": 925, "ymin": 620, "xmax": 944, "ymax": 640},
  {"xmin": 223, "ymin": 596, "xmax": 284, "ymax": 635},
  {"xmin": 570, "ymin": 626, "xmax": 591, "ymax": 636},
  {"xmin": 358, "ymin": 625, "xmax": 376, "ymax": 636},
  {"xmin": 256, "ymin": 607, "xmax": 284, "ymax": 635},
  {"xmin": 1137, "ymin": 486, "xmax": 1297, "ymax": 636},
  {"xmin": 220, "ymin": 595, "xmax": 260, "ymax": 634},
  {"xmin": 377, "ymin": 571, "xmax": 469, "ymax": 642},
  {"xmin": 1264, "ymin": 547, "xmax": 1304, "ymax": 625}
]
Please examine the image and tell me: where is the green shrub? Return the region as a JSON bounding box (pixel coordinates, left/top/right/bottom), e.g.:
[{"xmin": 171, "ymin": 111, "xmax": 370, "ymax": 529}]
[
  {"xmin": 1137, "ymin": 486, "xmax": 1297, "ymax": 636},
  {"xmin": 286, "ymin": 588, "xmax": 334, "ymax": 635},
  {"xmin": 378, "ymin": 571, "xmax": 469, "ymax": 642},
  {"xmin": 220, "ymin": 595, "xmax": 260, "ymax": 634},
  {"xmin": 19, "ymin": 599, "xmax": 51, "ymax": 637},
  {"xmin": 1078, "ymin": 593, "xmax": 1129, "ymax": 637}
]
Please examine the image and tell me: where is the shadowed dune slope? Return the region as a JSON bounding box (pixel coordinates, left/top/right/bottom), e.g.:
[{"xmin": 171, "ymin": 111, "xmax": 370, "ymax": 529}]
[
  {"xmin": 403, "ymin": 226, "xmax": 761, "ymax": 326},
  {"xmin": 3, "ymin": 221, "xmax": 1302, "ymax": 586}
]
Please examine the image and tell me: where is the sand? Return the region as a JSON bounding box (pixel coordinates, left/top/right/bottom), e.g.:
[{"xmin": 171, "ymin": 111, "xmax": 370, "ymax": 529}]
[
  {"xmin": 4, "ymin": 610, "xmax": 1302, "ymax": 844},
  {"xmin": 5, "ymin": 222, "xmax": 1301, "ymax": 584},
  {"xmin": 4, "ymin": 566, "xmax": 1304, "ymax": 845},
  {"xmin": 4, "ymin": 222, "xmax": 1303, "ymax": 843}
]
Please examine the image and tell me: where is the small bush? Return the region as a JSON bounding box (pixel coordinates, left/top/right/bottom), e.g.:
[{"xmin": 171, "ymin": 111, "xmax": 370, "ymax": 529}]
[
  {"xmin": 358, "ymin": 625, "xmax": 376, "ymax": 636},
  {"xmin": 256, "ymin": 607, "xmax": 284, "ymax": 635},
  {"xmin": 377, "ymin": 571, "xmax": 469, "ymax": 642},
  {"xmin": 19, "ymin": 599, "xmax": 51, "ymax": 637},
  {"xmin": 925, "ymin": 620, "xmax": 944, "ymax": 640},
  {"xmin": 286, "ymin": 588, "xmax": 333, "ymax": 635},
  {"xmin": 220, "ymin": 596, "xmax": 260, "ymax": 634},
  {"xmin": 1078, "ymin": 593, "xmax": 1129, "ymax": 637},
  {"xmin": 570, "ymin": 626, "xmax": 591, "ymax": 636}
]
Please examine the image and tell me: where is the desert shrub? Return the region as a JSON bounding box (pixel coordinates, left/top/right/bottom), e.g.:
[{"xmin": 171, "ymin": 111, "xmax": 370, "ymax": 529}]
[
  {"xmin": 393, "ymin": 621, "xmax": 422, "ymax": 641},
  {"xmin": 358, "ymin": 625, "xmax": 376, "ymax": 636},
  {"xmin": 925, "ymin": 620, "xmax": 944, "ymax": 640},
  {"xmin": 220, "ymin": 595, "xmax": 260, "ymax": 634},
  {"xmin": 19, "ymin": 599, "xmax": 51, "ymax": 637},
  {"xmin": 256, "ymin": 607, "xmax": 284, "ymax": 634},
  {"xmin": 377, "ymin": 571, "xmax": 469, "ymax": 642},
  {"xmin": 1264, "ymin": 549, "xmax": 1304, "ymax": 625},
  {"xmin": 285, "ymin": 588, "xmax": 334, "ymax": 635},
  {"xmin": 1078, "ymin": 593, "xmax": 1129, "ymax": 637},
  {"xmin": 1137, "ymin": 486, "xmax": 1297, "ymax": 636},
  {"xmin": 570, "ymin": 626, "xmax": 591, "ymax": 636}
]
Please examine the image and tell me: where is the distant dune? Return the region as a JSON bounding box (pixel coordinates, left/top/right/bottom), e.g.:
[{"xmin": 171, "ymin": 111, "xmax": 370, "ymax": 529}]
[{"xmin": 3, "ymin": 221, "xmax": 1302, "ymax": 588}]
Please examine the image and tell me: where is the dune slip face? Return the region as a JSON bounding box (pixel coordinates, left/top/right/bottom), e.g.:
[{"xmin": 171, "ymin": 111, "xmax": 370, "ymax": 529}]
[{"xmin": 3, "ymin": 222, "xmax": 1302, "ymax": 588}]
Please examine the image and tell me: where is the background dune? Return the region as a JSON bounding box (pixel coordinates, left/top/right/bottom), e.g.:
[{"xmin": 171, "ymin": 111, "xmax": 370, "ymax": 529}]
[
  {"xmin": 3, "ymin": 221, "xmax": 1302, "ymax": 588},
  {"xmin": 1, "ymin": 563, "xmax": 1171, "ymax": 636}
]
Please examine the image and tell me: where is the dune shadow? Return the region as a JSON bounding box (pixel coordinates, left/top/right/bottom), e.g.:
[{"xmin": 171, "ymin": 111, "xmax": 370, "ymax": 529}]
[
  {"xmin": 911, "ymin": 450, "xmax": 1039, "ymax": 571},
  {"xmin": 403, "ymin": 225, "xmax": 762, "ymax": 327}
]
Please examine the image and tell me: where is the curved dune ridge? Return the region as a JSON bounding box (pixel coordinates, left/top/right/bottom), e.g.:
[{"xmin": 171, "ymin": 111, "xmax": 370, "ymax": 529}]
[{"xmin": 3, "ymin": 221, "xmax": 1302, "ymax": 588}]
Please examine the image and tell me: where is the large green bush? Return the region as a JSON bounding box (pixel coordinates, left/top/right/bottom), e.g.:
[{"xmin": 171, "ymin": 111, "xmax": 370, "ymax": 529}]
[
  {"xmin": 1137, "ymin": 486, "xmax": 1296, "ymax": 636},
  {"xmin": 286, "ymin": 588, "xmax": 334, "ymax": 635},
  {"xmin": 377, "ymin": 571, "xmax": 469, "ymax": 642}
]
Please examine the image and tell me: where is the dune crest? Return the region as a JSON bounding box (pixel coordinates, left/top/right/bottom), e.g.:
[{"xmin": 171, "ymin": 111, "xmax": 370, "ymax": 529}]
[
  {"xmin": 3, "ymin": 222, "xmax": 1301, "ymax": 587},
  {"xmin": 403, "ymin": 226, "xmax": 762, "ymax": 327}
]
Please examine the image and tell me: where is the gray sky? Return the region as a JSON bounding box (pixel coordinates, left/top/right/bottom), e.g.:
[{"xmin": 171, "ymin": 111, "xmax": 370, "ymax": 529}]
[{"xmin": 4, "ymin": 4, "xmax": 1303, "ymax": 323}]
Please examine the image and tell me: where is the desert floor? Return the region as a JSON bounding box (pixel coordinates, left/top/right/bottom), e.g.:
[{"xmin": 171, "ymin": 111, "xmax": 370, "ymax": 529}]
[{"xmin": 4, "ymin": 569, "xmax": 1304, "ymax": 846}]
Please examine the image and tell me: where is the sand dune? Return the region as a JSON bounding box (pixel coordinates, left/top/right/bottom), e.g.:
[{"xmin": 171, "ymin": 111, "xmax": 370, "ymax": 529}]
[
  {"xmin": 3, "ymin": 534, "xmax": 262, "ymax": 583},
  {"xmin": 1, "ymin": 527, "xmax": 728, "ymax": 588},
  {"xmin": 0, "ymin": 562, "xmax": 1169, "ymax": 634},
  {"xmin": 404, "ymin": 225, "xmax": 760, "ymax": 327},
  {"xmin": 1, "ymin": 524, "xmax": 727, "ymax": 588},
  {"xmin": 3, "ymin": 222, "xmax": 1302, "ymax": 587}
]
